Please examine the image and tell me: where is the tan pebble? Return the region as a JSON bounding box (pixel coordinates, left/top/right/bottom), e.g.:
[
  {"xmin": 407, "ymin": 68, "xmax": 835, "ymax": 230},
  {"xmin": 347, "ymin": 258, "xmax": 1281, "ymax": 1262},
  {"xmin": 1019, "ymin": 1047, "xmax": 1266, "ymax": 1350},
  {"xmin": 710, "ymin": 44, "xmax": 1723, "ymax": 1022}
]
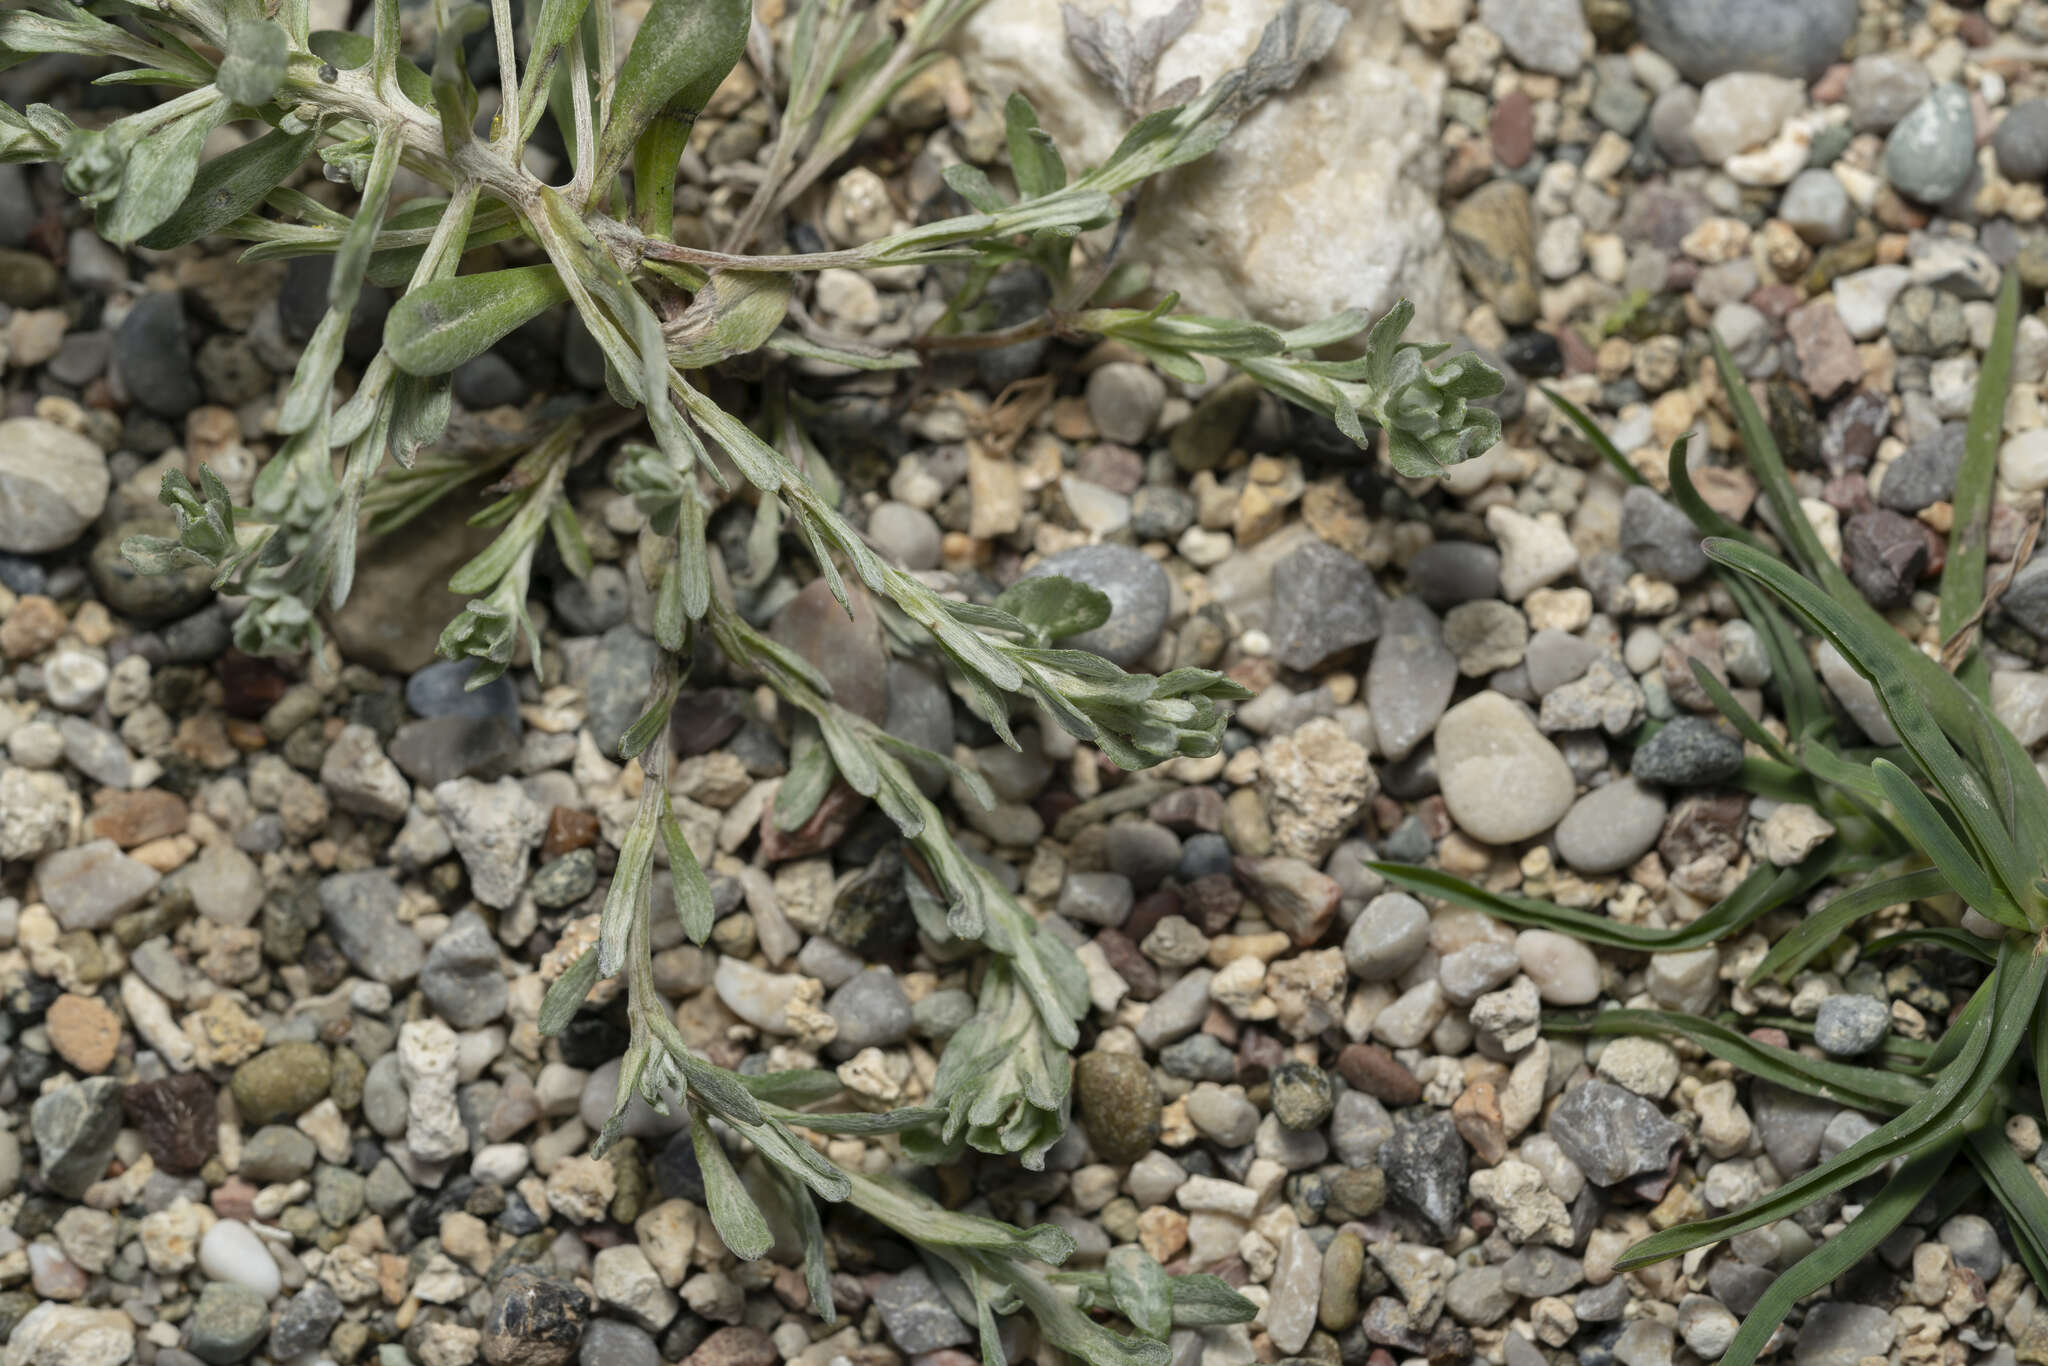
[
  {"xmin": 48, "ymin": 992, "xmax": 121, "ymax": 1073},
  {"xmin": 130, "ymin": 835, "xmax": 197, "ymax": 872}
]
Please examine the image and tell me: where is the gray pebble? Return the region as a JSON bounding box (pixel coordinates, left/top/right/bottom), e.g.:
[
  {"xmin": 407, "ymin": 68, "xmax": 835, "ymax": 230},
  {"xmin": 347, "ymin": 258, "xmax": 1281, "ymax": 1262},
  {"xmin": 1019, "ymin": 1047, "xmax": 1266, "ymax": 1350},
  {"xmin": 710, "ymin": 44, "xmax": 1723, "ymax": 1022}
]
[
  {"xmin": 1812, "ymin": 993, "xmax": 1890, "ymax": 1056},
  {"xmin": 1016, "ymin": 544, "xmax": 1170, "ymax": 668},
  {"xmin": 1885, "ymin": 85, "xmax": 1978, "ymax": 205},
  {"xmin": 1555, "ymin": 778, "xmax": 1667, "ymax": 874}
]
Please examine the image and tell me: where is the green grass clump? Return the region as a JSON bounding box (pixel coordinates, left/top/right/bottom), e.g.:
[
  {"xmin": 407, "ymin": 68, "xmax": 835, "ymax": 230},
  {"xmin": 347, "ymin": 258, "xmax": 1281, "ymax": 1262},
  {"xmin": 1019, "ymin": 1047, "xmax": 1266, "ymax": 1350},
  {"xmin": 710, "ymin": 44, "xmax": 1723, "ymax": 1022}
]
[{"xmin": 1380, "ymin": 274, "xmax": 2041, "ymax": 1366}]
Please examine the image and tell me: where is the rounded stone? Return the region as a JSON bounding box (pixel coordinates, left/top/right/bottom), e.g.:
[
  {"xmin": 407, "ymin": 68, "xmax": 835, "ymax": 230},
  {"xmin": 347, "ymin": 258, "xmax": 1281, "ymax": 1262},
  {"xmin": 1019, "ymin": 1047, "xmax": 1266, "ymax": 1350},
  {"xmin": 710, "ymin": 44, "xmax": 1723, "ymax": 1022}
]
[
  {"xmin": 0, "ymin": 418, "xmax": 109, "ymax": 554},
  {"xmin": 1633, "ymin": 0, "xmax": 1857, "ymax": 83},
  {"xmin": 867, "ymin": 500, "xmax": 943, "ymax": 570},
  {"xmin": 230, "ymin": 1043, "xmax": 332, "ymax": 1125},
  {"xmin": 1517, "ymin": 929, "xmax": 1602, "ymax": 1005},
  {"xmin": 1434, "ymin": 692, "xmax": 1577, "ymax": 844},
  {"xmin": 1075, "ymin": 1050, "xmax": 1162, "ymax": 1163},
  {"xmin": 1631, "ymin": 716, "xmax": 1744, "ymax": 787},
  {"xmin": 1884, "ymin": 85, "xmax": 1977, "ymax": 205},
  {"xmin": 1995, "ymin": 101, "xmax": 2048, "ymax": 183},
  {"xmin": 1342, "ymin": 892, "xmax": 1431, "ymax": 981},
  {"xmin": 187, "ymin": 1283, "xmax": 270, "ymax": 1363},
  {"xmin": 1270, "ymin": 1061, "xmax": 1333, "ymax": 1131},
  {"xmin": 1015, "ymin": 544, "xmax": 1171, "ymax": 669},
  {"xmin": 1554, "ymin": 779, "xmax": 1668, "ymax": 874},
  {"xmin": 90, "ymin": 521, "xmax": 215, "ymax": 621},
  {"xmin": 1813, "ymin": 993, "xmax": 1890, "ymax": 1056}
]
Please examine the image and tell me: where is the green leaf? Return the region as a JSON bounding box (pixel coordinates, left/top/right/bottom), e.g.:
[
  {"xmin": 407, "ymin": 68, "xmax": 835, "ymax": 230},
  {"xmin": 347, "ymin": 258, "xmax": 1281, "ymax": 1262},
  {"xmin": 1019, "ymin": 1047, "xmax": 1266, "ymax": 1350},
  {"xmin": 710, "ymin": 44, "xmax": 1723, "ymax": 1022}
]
[
  {"xmin": 384, "ymin": 264, "xmax": 571, "ymax": 376},
  {"xmin": 538, "ymin": 949, "xmax": 601, "ymax": 1034},
  {"xmin": 1540, "ymin": 384, "xmax": 1643, "ymax": 486},
  {"xmin": 764, "ymin": 1105, "xmax": 946, "ymax": 1134},
  {"xmin": 431, "ymin": 3, "xmax": 490, "ymax": 154},
  {"xmin": 100, "ymin": 91, "xmax": 231, "ymax": 245},
  {"xmin": 216, "ymin": 16, "xmax": 289, "ymax": 106},
  {"xmin": 659, "ymin": 794, "xmax": 715, "ymax": 944},
  {"xmin": 1372, "ymin": 853, "xmax": 1833, "ymax": 954},
  {"xmin": 1005, "ymin": 93, "xmax": 1067, "ymax": 199},
  {"xmin": 1615, "ymin": 941, "xmax": 2042, "ymax": 1272},
  {"xmin": 1748, "ymin": 866, "xmax": 1949, "ymax": 985},
  {"xmin": 1941, "ymin": 270, "xmax": 2019, "ymax": 696},
  {"xmin": 1969, "ymin": 1125, "xmax": 2048, "ymax": 1296},
  {"xmin": 618, "ymin": 676, "xmax": 680, "ymax": 761},
  {"xmin": 597, "ymin": 800, "xmax": 658, "ymax": 976},
  {"xmin": 995, "ymin": 575, "xmax": 1112, "ymax": 643},
  {"xmin": 779, "ymin": 1168, "xmax": 837, "ymax": 1325},
  {"xmin": 1160, "ymin": 1275, "xmax": 1258, "ymax": 1326},
  {"xmin": 138, "ymin": 124, "xmax": 314, "ymax": 248},
  {"xmin": 943, "ymin": 162, "xmax": 1008, "ymax": 213},
  {"xmin": 597, "ymin": 0, "xmax": 750, "ymax": 180},
  {"xmin": 387, "ymin": 369, "xmax": 452, "ymax": 468},
  {"xmin": 667, "ymin": 270, "xmax": 794, "ymax": 371},
  {"xmin": 776, "ymin": 724, "xmax": 836, "ymax": 832},
  {"xmin": 1714, "ymin": 1141, "xmax": 1956, "ymax": 1366},
  {"xmin": 692, "ymin": 1110, "xmax": 774, "ymax": 1260},
  {"xmin": 1545, "ymin": 1008, "xmax": 1927, "ymax": 1113},
  {"xmin": 734, "ymin": 1069, "xmax": 845, "ymax": 1106},
  {"xmin": 1107, "ymin": 1247, "xmax": 1172, "ymax": 1341},
  {"xmin": 1706, "ymin": 537, "xmax": 2048, "ymax": 926},
  {"xmin": 1872, "ymin": 758, "xmax": 2027, "ymax": 930},
  {"xmin": 327, "ymin": 120, "xmax": 401, "ymax": 308}
]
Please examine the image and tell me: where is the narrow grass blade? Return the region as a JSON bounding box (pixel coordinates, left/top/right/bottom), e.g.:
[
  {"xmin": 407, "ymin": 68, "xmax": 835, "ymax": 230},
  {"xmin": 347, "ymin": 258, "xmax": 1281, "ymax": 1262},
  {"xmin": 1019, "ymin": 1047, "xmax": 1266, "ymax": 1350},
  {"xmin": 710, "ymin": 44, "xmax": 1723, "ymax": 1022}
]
[
  {"xmin": 1871, "ymin": 759, "xmax": 2026, "ymax": 929},
  {"xmin": 1541, "ymin": 385, "xmax": 1644, "ymax": 486},
  {"xmin": 1711, "ymin": 331, "xmax": 1841, "ymax": 589},
  {"xmin": 1969, "ymin": 1127, "xmax": 2048, "ymax": 1296},
  {"xmin": 1725, "ymin": 575, "xmax": 1824, "ymax": 742},
  {"xmin": 1614, "ymin": 939, "xmax": 2042, "ymax": 1271},
  {"xmin": 1543, "ymin": 1009, "xmax": 1927, "ymax": 1112},
  {"xmin": 1688, "ymin": 658, "xmax": 1795, "ymax": 765},
  {"xmin": 1373, "ymin": 852, "xmax": 1834, "ymax": 954},
  {"xmin": 1860, "ymin": 927, "xmax": 1996, "ymax": 965},
  {"xmin": 1708, "ymin": 539, "xmax": 2039, "ymax": 923},
  {"xmin": 1706, "ymin": 331, "xmax": 2048, "ymax": 857},
  {"xmin": 1665, "ymin": 435, "xmax": 1754, "ymax": 545},
  {"xmin": 1941, "ymin": 271, "xmax": 2019, "ymax": 698},
  {"xmin": 1715, "ymin": 1142, "xmax": 1956, "ymax": 1366},
  {"xmin": 1749, "ymin": 866, "xmax": 1950, "ymax": 984}
]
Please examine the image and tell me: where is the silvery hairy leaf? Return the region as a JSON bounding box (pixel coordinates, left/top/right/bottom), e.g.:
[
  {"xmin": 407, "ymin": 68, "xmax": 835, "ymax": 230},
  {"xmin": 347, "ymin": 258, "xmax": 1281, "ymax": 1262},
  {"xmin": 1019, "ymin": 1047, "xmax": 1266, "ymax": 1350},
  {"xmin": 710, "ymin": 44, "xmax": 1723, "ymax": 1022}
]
[
  {"xmin": 1061, "ymin": 0, "xmax": 1198, "ymax": 114},
  {"xmin": 139, "ymin": 125, "xmax": 315, "ymax": 248},
  {"xmin": 666, "ymin": 270, "xmax": 793, "ymax": 370},
  {"xmin": 216, "ymin": 16, "xmax": 289, "ymax": 107},
  {"xmin": 99, "ymin": 90, "xmax": 231, "ymax": 244},
  {"xmin": 994, "ymin": 575, "xmax": 1111, "ymax": 644},
  {"xmin": 599, "ymin": 0, "xmax": 751, "ymax": 178},
  {"xmin": 384, "ymin": 265, "xmax": 572, "ymax": 376}
]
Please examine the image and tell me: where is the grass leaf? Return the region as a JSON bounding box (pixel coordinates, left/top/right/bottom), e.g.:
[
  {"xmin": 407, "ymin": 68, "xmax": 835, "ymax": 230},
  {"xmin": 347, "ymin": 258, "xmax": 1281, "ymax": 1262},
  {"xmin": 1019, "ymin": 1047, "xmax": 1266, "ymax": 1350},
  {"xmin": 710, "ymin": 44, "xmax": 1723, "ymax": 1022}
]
[
  {"xmin": 1372, "ymin": 853, "xmax": 1836, "ymax": 954},
  {"xmin": 1540, "ymin": 384, "xmax": 1643, "ymax": 486},
  {"xmin": 1615, "ymin": 940, "xmax": 2040, "ymax": 1272},
  {"xmin": 1544, "ymin": 1008, "xmax": 1928, "ymax": 1112},
  {"xmin": 1748, "ymin": 866, "xmax": 1949, "ymax": 984},
  {"xmin": 1940, "ymin": 270, "xmax": 2020, "ymax": 697},
  {"xmin": 1714, "ymin": 1142, "xmax": 1957, "ymax": 1366}
]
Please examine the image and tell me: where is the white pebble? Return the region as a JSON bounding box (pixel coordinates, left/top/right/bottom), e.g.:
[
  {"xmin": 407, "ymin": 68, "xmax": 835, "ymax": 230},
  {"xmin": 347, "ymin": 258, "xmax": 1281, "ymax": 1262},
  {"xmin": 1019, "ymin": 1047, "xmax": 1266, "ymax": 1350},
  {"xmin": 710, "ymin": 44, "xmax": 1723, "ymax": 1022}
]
[{"xmin": 198, "ymin": 1220, "xmax": 281, "ymax": 1299}]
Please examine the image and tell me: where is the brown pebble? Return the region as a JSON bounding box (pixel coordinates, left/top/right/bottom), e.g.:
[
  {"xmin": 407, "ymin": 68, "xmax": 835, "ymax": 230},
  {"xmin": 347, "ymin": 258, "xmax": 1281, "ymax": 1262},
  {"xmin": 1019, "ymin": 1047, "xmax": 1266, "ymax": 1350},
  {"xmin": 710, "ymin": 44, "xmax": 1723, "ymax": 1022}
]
[
  {"xmin": 1337, "ymin": 1042, "xmax": 1423, "ymax": 1106},
  {"xmin": 541, "ymin": 806, "xmax": 600, "ymax": 860},
  {"xmin": 685, "ymin": 1325, "xmax": 777, "ymax": 1366},
  {"xmin": 48, "ymin": 992, "xmax": 121, "ymax": 1074},
  {"xmin": 0, "ymin": 594, "xmax": 69, "ymax": 660},
  {"xmin": 1452, "ymin": 1080, "xmax": 1507, "ymax": 1166},
  {"xmin": 1490, "ymin": 90, "xmax": 1534, "ymax": 169},
  {"xmin": 89, "ymin": 788, "xmax": 190, "ymax": 848},
  {"xmin": 210, "ymin": 1177, "xmax": 260, "ymax": 1221}
]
